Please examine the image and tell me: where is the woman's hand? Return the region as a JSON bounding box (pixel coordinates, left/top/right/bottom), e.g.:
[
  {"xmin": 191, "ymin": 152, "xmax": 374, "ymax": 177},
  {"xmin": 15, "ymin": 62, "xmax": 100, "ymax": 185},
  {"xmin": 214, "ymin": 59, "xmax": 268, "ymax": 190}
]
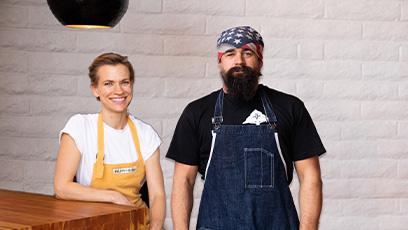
[{"xmin": 109, "ymin": 190, "xmax": 135, "ymax": 206}]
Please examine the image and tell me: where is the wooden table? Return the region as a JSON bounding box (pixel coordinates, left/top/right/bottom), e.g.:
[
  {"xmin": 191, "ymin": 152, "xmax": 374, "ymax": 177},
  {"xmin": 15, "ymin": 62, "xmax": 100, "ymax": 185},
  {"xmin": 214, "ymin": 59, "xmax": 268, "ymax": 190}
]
[{"xmin": 0, "ymin": 189, "xmax": 146, "ymax": 230}]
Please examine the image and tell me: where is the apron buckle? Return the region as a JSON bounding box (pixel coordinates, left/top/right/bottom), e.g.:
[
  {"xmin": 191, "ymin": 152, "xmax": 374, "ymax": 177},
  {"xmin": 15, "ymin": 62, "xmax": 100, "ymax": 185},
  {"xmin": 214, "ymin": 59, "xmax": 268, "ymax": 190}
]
[{"xmin": 212, "ymin": 116, "xmax": 223, "ymax": 130}]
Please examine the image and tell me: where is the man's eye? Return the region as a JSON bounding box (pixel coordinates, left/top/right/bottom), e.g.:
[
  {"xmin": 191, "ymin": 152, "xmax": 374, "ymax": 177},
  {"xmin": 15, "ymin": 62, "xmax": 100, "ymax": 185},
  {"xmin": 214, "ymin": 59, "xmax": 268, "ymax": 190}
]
[
  {"xmin": 122, "ymin": 81, "xmax": 130, "ymax": 85},
  {"xmin": 225, "ymin": 52, "xmax": 234, "ymax": 56},
  {"xmin": 104, "ymin": 82, "xmax": 113, "ymax": 86}
]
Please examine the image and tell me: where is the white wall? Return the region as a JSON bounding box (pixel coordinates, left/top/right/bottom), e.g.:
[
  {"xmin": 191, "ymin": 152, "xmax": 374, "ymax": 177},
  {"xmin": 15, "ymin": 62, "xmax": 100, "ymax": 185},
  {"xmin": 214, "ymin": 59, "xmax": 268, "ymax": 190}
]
[{"xmin": 0, "ymin": 0, "xmax": 407, "ymax": 229}]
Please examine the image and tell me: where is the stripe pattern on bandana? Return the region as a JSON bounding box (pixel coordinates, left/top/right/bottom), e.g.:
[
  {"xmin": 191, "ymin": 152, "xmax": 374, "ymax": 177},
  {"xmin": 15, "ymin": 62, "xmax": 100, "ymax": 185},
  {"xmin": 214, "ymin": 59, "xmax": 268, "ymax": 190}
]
[{"xmin": 217, "ymin": 26, "xmax": 264, "ymax": 62}]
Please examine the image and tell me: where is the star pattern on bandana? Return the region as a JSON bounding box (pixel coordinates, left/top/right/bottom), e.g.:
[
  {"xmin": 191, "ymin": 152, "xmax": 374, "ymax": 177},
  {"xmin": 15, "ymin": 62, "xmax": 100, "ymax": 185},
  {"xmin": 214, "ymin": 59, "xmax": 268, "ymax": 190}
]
[{"xmin": 217, "ymin": 26, "xmax": 263, "ymax": 48}]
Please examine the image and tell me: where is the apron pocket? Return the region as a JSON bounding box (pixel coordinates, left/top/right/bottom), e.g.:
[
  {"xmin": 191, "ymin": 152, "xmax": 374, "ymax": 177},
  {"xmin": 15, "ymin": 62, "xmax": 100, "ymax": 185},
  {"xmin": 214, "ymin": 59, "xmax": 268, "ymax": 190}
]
[{"xmin": 244, "ymin": 147, "xmax": 274, "ymax": 189}]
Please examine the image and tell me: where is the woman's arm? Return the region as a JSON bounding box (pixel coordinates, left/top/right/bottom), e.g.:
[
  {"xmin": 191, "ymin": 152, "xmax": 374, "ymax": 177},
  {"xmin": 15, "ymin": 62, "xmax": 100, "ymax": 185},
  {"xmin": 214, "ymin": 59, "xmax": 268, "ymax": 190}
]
[
  {"xmin": 54, "ymin": 133, "xmax": 134, "ymax": 206},
  {"xmin": 145, "ymin": 148, "xmax": 166, "ymax": 230}
]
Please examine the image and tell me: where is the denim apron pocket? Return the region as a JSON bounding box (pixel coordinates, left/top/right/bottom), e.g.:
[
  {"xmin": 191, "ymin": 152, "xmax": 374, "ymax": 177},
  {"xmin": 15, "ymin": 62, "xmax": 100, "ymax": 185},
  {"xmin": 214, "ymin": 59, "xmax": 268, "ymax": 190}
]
[{"xmin": 244, "ymin": 147, "xmax": 275, "ymax": 189}]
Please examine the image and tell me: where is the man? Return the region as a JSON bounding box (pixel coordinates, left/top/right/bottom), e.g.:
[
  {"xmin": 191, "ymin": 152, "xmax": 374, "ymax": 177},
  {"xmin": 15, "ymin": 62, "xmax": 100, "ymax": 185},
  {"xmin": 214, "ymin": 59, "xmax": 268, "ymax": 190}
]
[{"xmin": 166, "ymin": 26, "xmax": 325, "ymax": 230}]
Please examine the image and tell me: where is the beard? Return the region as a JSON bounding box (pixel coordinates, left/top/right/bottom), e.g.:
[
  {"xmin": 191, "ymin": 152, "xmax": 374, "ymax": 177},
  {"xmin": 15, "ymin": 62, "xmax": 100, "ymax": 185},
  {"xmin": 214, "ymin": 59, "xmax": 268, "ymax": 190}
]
[{"xmin": 221, "ymin": 66, "xmax": 262, "ymax": 101}]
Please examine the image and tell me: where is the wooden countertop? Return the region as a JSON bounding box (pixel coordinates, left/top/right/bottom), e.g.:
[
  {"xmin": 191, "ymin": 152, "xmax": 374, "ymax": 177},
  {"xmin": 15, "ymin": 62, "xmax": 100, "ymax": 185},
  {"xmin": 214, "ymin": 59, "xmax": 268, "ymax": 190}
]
[{"xmin": 0, "ymin": 189, "xmax": 146, "ymax": 230}]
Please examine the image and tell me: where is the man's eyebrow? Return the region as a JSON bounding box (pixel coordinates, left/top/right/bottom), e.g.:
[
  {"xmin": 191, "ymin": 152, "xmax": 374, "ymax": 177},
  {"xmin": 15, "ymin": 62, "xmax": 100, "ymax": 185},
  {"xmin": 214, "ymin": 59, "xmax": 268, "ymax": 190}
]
[
  {"xmin": 242, "ymin": 48, "xmax": 254, "ymax": 52},
  {"xmin": 224, "ymin": 48, "xmax": 235, "ymax": 53}
]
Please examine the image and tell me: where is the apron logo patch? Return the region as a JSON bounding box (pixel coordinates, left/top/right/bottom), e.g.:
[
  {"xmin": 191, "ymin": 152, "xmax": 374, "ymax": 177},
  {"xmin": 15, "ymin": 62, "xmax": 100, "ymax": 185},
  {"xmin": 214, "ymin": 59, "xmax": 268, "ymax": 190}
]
[{"xmin": 113, "ymin": 167, "xmax": 136, "ymax": 174}]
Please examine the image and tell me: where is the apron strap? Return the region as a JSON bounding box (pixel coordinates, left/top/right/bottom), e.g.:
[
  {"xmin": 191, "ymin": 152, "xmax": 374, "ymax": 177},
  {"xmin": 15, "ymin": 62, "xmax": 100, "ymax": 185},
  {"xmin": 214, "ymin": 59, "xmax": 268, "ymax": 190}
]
[
  {"xmin": 259, "ymin": 89, "xmax": 287, "ymax": 180},
  {"xmin": 259, "ymin": 87, "xmax": 278, "ymax": 128},
  {"xmin": 127, "ymin": 116, "xmax": 144, "ymax": 165},
  {"xmin": 95, "ymin": 113, "xmax": 105, "ymax": 179},
  {"xmin": 212, "ymin": 90, "xmax": 224, "ymax": 130}
]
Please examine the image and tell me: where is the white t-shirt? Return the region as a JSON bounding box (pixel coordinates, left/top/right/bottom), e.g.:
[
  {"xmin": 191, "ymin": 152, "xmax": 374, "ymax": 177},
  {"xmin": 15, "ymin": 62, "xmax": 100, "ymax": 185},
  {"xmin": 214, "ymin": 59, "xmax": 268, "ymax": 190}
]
[{"xmin": 59, "ymin": 113, "xmax": 161, "ymax": 186}]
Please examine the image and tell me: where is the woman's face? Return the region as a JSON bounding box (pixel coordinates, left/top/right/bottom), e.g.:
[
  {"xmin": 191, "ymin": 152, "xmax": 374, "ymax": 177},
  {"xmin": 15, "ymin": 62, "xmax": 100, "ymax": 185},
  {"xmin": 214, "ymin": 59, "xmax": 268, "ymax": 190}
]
[{"xmin": 91, "ymin": 64, "xmax": 133, "ymax": 114}]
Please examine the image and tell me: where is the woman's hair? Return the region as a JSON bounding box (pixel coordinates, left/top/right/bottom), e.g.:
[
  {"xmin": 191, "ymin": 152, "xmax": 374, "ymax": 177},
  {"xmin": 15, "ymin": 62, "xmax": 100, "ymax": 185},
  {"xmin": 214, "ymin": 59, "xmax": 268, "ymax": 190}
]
[{"xmin": 88, "ymin": 52, "xmax": 135, "ymax": 86}]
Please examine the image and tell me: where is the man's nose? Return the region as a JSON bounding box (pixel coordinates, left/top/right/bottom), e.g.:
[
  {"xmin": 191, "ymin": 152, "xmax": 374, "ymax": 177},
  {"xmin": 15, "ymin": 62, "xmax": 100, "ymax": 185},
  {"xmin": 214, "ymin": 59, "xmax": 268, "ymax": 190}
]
[{"xmin": 234, "ymin": 53, "xmax": 245, "ymax": 66}]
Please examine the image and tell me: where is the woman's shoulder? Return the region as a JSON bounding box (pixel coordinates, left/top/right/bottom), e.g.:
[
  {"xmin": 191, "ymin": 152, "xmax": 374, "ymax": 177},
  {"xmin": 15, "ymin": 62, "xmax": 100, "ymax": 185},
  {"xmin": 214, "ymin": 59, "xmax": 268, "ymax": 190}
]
[
  {"xmin": 128, "ymin": 114, "xmax": 159, "ymax": 136},
  {"xmin": 65, "ymin": 113, "xmax": 98, "ymax": 127},
  {"xmin": 128, "ymin": 114, "xmax": 161, "ymax": 160}
]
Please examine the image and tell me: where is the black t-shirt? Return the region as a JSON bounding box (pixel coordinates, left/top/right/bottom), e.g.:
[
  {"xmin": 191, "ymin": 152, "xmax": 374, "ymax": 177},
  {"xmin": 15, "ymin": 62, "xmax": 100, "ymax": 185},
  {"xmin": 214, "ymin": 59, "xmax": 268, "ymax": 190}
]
[{"xmin": 166, "ymin": 84, "xmax": 326, "ymax": 183}]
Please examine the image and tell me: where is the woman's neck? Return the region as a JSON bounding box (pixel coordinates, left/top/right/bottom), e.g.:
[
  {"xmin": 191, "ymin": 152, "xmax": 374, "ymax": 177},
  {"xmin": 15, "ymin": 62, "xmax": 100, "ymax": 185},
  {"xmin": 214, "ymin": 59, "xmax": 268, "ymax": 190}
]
[{"xmin": 101, "ymin": 109, "xmax": 128, "ymax": 129}]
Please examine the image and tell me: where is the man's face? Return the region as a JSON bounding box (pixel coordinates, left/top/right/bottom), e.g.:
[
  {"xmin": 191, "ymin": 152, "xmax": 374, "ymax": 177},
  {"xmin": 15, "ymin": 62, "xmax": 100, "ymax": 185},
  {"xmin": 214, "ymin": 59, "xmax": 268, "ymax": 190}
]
[
  {"xmin": 218, "ymin": 47, "xmax": 262, "ymax": 74},
  {"xmin": 219, "ymin": 48, "xmax": 263, "ymax": 101}
]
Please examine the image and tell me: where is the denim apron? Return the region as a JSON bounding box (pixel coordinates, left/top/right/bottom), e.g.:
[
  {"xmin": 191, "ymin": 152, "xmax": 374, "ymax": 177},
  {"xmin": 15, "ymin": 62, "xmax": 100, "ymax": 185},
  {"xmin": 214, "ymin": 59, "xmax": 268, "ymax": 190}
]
[{"xmin": 197, "ymin": 89, "xmax": 299, "ymax": 230}]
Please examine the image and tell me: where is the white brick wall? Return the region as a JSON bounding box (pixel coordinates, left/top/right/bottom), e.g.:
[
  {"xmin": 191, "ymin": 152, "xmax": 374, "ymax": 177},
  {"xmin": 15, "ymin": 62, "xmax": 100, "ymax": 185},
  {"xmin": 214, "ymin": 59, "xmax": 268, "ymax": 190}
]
[{"xmin": 0, "ymin": 0, "xmax": 407, "ymax": 229}]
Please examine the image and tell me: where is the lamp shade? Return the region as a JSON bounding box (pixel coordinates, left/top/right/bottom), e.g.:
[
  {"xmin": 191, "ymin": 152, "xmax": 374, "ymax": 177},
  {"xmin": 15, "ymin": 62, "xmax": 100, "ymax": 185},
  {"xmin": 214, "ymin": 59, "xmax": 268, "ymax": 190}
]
[{"xmin": 47, "ymin": 0, "xmax": 128, "ymax": 29}]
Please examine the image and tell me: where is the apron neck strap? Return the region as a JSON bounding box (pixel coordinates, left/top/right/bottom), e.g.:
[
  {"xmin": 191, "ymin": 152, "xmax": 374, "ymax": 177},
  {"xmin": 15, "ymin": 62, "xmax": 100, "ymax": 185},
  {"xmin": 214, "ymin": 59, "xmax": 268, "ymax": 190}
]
[
  {"xmin": 95, "ymin": 113, "xmax": 105, "ymax": 178},
  {"xmin": 259, "ymin": 87, "xmax": 278, "ymax": 125},
  {"xmin": 212, "ymin": 89, "xmax": 224, "ymax": 129},
  {"xmin": 127, "ymin": 116, "xmax": 144, "ymax": 165}
]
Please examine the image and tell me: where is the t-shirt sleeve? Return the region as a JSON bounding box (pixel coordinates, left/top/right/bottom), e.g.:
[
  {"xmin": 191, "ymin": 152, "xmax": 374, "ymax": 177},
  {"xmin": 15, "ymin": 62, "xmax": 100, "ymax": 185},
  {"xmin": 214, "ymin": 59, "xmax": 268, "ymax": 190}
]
[
  {"xmin": 59, "ymin": 114, "xmax": 84, "ymax": 154},
  {"xmin": 291, "ymin": 101, "xmax": 326, "ymax": 161},
  {"xmin": 166, "ymin": 105, "xmax": 200, "ymax": 165},
  {"xmin": 138, "ymin": 122, "xmax": 162, "ymax": 161}
]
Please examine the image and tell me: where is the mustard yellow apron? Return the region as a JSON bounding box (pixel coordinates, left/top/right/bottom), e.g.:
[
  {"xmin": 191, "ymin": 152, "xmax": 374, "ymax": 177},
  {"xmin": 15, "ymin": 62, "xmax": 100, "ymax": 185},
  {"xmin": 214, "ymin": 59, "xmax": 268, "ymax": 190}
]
[{"xmin": 91, "ymin": 113, "xmax": 149, "ymax": 229}]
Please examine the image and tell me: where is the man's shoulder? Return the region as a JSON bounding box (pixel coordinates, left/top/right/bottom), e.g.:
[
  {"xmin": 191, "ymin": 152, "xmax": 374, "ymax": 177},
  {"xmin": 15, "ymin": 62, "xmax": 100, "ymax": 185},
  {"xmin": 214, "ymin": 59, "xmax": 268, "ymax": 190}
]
[
  {"xmin": 184, "ymin": 89, "xmax": 221, "ymax": 114},
  {"xmin": 261, "ymin": 85, "xmax": 304, "ymax": 106}
]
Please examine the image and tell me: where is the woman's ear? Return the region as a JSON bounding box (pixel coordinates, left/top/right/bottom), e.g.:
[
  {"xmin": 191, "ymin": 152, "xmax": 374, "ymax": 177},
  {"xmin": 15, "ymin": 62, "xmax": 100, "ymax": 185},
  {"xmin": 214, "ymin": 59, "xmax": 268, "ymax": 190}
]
[{"xmin": 91, "ymin": 84, "xmax": 99, "ymax": 98}]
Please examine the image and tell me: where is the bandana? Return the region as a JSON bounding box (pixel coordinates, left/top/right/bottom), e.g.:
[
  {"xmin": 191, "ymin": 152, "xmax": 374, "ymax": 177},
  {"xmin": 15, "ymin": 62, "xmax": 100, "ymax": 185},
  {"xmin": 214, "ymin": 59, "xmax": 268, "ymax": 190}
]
[{"xmin": 217, "ymin": 26, "xmax": 264, "ymax": 62}]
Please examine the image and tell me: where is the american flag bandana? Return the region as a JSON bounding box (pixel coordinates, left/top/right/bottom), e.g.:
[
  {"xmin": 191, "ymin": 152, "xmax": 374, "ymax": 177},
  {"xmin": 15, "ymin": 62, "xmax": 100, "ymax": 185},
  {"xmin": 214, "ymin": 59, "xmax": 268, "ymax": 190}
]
[{"xmin": 216, "ymin": 26, "xmax": 264, "ymax": 62}]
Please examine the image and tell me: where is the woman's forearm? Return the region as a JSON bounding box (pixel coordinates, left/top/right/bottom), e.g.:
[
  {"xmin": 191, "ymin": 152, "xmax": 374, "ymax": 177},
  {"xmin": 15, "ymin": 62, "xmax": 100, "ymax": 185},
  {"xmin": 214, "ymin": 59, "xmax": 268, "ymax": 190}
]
[
  {"xmin": 54, "ymin": 181, "xmax": 134, "ymax": 206},
  {"xmin": 148, "ymin": 193, "xmax": 166, "ymax": 230}
]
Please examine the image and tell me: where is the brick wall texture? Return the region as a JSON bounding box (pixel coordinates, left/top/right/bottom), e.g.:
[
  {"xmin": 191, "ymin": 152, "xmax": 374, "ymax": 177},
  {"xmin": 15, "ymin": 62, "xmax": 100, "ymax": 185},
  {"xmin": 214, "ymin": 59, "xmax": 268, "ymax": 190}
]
[{"xmin": 0, "ymin": 0, "xmax": 407, "ymax": 229}]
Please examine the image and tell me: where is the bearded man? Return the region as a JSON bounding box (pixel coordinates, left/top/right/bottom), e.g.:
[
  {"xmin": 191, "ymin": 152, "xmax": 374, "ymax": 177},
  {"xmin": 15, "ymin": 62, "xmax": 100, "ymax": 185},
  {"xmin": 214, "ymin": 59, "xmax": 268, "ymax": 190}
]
[{"xmin": 166, "ymin": 26, "xmax": 325, "ymax": 230}]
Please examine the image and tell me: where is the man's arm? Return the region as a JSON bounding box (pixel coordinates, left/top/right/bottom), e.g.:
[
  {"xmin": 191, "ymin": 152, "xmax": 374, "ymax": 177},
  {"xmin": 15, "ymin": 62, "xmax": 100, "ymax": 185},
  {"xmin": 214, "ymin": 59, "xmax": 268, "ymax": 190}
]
[
  {"xmin": 171, "ymin": 162, "xmax": 198, "ymax": 230},
  {"xmin": 294, "ymin": 156, "xmax": 323, "ymax": 230}
]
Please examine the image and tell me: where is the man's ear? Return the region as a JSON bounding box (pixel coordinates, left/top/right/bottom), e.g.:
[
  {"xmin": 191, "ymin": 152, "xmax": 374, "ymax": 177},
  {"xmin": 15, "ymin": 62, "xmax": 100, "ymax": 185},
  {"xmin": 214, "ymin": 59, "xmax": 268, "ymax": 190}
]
[{"xmin": 218, "ymin": 62, "xmax": 222, "ymax": 71}]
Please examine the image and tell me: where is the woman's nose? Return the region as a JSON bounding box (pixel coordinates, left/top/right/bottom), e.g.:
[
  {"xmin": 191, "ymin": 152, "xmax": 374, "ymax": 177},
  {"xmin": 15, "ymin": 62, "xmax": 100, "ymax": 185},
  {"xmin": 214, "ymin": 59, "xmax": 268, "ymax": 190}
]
[{"xmin": 113, "ymin": 83, "xmax": 123, "ymax": 93}]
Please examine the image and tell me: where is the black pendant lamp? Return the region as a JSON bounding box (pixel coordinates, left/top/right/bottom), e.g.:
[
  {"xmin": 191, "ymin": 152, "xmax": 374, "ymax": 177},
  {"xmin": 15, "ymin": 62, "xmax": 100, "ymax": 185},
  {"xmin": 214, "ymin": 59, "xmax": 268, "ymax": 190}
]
[{"xmin": 47, "ymin": 0, "xmax": 128, "ymax": 29}]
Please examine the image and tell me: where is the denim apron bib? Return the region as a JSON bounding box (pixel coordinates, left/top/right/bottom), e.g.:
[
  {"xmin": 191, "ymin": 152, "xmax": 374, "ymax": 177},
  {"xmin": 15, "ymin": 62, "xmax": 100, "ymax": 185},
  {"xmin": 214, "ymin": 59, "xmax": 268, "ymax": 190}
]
[{"xmin": 197, "ymin": 89, "xmax": 300, "ymax": 230}]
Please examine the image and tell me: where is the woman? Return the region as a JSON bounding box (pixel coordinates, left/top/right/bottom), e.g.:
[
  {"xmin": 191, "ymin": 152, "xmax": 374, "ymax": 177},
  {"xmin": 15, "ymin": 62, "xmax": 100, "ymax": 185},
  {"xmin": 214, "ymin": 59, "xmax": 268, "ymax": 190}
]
[{"xmin": 54, "ymin": 53, "xmax": 165, "ymax": 229}]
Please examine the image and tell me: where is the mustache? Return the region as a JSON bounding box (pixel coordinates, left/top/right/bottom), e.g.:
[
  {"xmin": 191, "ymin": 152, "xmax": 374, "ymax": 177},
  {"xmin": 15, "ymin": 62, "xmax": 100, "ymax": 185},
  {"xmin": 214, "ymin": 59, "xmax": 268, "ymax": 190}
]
[{"xmin": 225, "ymin": 66, "xmax": 260, "ymax": 77}]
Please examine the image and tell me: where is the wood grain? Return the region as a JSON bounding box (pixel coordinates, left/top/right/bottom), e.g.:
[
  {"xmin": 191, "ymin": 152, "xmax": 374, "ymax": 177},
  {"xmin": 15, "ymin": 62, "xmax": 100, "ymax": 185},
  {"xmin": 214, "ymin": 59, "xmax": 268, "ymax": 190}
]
[{"xmin": 0, "ymin": 189, "xmax": 146, "ymax": 230}]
